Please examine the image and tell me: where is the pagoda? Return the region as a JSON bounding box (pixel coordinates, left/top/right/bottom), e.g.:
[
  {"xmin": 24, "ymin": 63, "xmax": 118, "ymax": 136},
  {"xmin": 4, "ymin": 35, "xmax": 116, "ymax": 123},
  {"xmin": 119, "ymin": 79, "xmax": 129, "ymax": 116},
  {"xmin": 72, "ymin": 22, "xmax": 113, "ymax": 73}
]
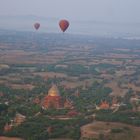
[
  {"xmin": 14, "ymin": 113, "xmax": 26, "ymax": 126},
  {"xmin": 42, "ymin": 84, "xmax": 62, "ymax": 109},
  {"xmin": 4, "ymin": 123, "xmax": 12, "ymax": 132},
  {"xmin": 99, "ymin": 100, "xmax": 110, "ymax": 110}
]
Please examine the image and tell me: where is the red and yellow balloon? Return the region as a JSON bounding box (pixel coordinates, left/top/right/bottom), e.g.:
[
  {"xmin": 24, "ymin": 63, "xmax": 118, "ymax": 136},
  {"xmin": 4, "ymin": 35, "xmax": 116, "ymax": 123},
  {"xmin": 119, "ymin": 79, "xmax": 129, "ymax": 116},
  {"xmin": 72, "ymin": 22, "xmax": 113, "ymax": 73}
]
[{"xmin": 59, "ymin": 20, "xmax": 69, "ymax": 32}]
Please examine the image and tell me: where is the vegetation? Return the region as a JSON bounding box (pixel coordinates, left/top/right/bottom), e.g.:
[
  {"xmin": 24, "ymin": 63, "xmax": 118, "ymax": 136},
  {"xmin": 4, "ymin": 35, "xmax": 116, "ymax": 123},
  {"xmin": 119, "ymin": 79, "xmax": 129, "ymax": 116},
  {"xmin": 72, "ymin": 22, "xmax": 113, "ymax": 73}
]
[{"xmin": 1, "ymin": 31, "xmax": 140, "ymax": 139}]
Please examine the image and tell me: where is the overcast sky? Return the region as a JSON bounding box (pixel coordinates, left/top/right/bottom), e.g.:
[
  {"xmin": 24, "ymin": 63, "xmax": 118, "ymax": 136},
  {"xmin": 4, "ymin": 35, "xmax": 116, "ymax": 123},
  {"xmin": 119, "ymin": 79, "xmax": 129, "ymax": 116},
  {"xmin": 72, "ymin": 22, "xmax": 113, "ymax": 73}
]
[{"xmin": 0, "ymin": 0, "xmax": 140, "ymax": 23}]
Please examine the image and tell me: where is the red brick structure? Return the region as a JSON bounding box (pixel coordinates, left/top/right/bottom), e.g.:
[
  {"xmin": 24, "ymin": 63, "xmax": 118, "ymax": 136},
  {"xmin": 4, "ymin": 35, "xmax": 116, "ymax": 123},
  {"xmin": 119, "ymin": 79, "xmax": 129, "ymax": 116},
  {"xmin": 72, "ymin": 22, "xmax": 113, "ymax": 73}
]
[
  {"xmin": 4, "ymin": 123, "xmax": 12, "ymax": 132},
  {"xmin": 99, "ymin": 100, "xmax": 110, "ymax": 109},
  {"xmin": 64, "ymin": 98, "xmax": 74, "ymax": 109},
  {"xmin": 14, "ymin": 113, "xmax": 26, "ymax": 126},
  {"xmin": 75, "ymin": 89, "xmax": 80, "ymax": 97},
  {"xmin": 42, "ymin": 84, "xmax": 62, "ymax": 109}
]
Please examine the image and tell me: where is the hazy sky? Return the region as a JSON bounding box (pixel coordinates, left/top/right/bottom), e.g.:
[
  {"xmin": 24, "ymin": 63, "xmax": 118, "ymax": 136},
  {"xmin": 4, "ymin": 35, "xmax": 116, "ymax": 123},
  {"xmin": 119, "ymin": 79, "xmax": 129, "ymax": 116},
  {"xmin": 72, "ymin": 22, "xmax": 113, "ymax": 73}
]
[{"xmin": 0, "ymin": 0, "xmax": 140, "ymax": 23}]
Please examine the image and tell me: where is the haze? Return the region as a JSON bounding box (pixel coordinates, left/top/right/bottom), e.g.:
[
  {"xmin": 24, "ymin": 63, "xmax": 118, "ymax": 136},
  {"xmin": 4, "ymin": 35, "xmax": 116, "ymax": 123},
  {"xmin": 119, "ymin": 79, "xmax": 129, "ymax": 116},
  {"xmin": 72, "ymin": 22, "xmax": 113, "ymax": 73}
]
[{"xmin": 0, "ymin": 0, "xmax": 140, "ymax": 37}]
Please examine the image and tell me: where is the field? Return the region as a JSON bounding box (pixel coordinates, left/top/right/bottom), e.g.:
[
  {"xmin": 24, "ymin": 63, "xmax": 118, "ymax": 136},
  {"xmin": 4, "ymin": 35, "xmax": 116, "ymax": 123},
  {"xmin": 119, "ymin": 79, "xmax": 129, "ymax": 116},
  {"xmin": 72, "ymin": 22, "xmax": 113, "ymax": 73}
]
[
  {"xmin": 0, "ymin": 30, "xmax": 140, "ymax": 139},
  {"xmin": 81, "ymin": 121, "xmax": 140, "ymax": 140}
]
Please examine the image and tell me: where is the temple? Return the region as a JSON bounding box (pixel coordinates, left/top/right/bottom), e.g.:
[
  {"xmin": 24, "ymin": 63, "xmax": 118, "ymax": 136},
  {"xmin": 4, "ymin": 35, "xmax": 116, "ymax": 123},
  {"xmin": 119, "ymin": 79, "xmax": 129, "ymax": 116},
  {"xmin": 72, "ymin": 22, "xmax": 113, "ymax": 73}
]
[
  {"xmin": 99, "ymin": 100, "xmax": 110, "ymax": 110},
  {"xmin": 42, "ymin": 84, "xmax": 73, "ymax": 109}
]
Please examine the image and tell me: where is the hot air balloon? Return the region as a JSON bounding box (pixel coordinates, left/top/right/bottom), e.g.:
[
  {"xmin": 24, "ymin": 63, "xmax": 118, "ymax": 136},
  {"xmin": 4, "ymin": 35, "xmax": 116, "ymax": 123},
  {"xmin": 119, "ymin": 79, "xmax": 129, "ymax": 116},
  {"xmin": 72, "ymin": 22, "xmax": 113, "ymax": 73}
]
[
  {"xmin": 59, "ymin": 20, "xmax": 69, "ymax": 32},
  {"xmin": 34, "ymin": 23, "xmax": 40, "ymax": 30}
]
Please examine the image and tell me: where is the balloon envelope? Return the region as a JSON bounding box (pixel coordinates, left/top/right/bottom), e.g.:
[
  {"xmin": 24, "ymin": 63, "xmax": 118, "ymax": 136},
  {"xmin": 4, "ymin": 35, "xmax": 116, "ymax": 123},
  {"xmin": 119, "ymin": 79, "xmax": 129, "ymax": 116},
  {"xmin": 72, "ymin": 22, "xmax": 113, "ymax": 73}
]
[
  {"xmin": 59, "ymin": 20, "xmax": 69, "ymax": 32},
  {"xmin": 34, "ymin": 23, "xmax": 40, "ymax": 30}
]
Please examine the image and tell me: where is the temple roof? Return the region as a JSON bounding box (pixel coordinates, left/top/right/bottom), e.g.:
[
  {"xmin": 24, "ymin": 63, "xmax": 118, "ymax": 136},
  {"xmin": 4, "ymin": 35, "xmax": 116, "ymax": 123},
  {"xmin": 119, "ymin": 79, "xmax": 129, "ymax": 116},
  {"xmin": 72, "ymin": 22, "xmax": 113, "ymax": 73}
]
[{"xmin": 48, "ymin": 84, "xmax": 60, "ymax": 96}]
